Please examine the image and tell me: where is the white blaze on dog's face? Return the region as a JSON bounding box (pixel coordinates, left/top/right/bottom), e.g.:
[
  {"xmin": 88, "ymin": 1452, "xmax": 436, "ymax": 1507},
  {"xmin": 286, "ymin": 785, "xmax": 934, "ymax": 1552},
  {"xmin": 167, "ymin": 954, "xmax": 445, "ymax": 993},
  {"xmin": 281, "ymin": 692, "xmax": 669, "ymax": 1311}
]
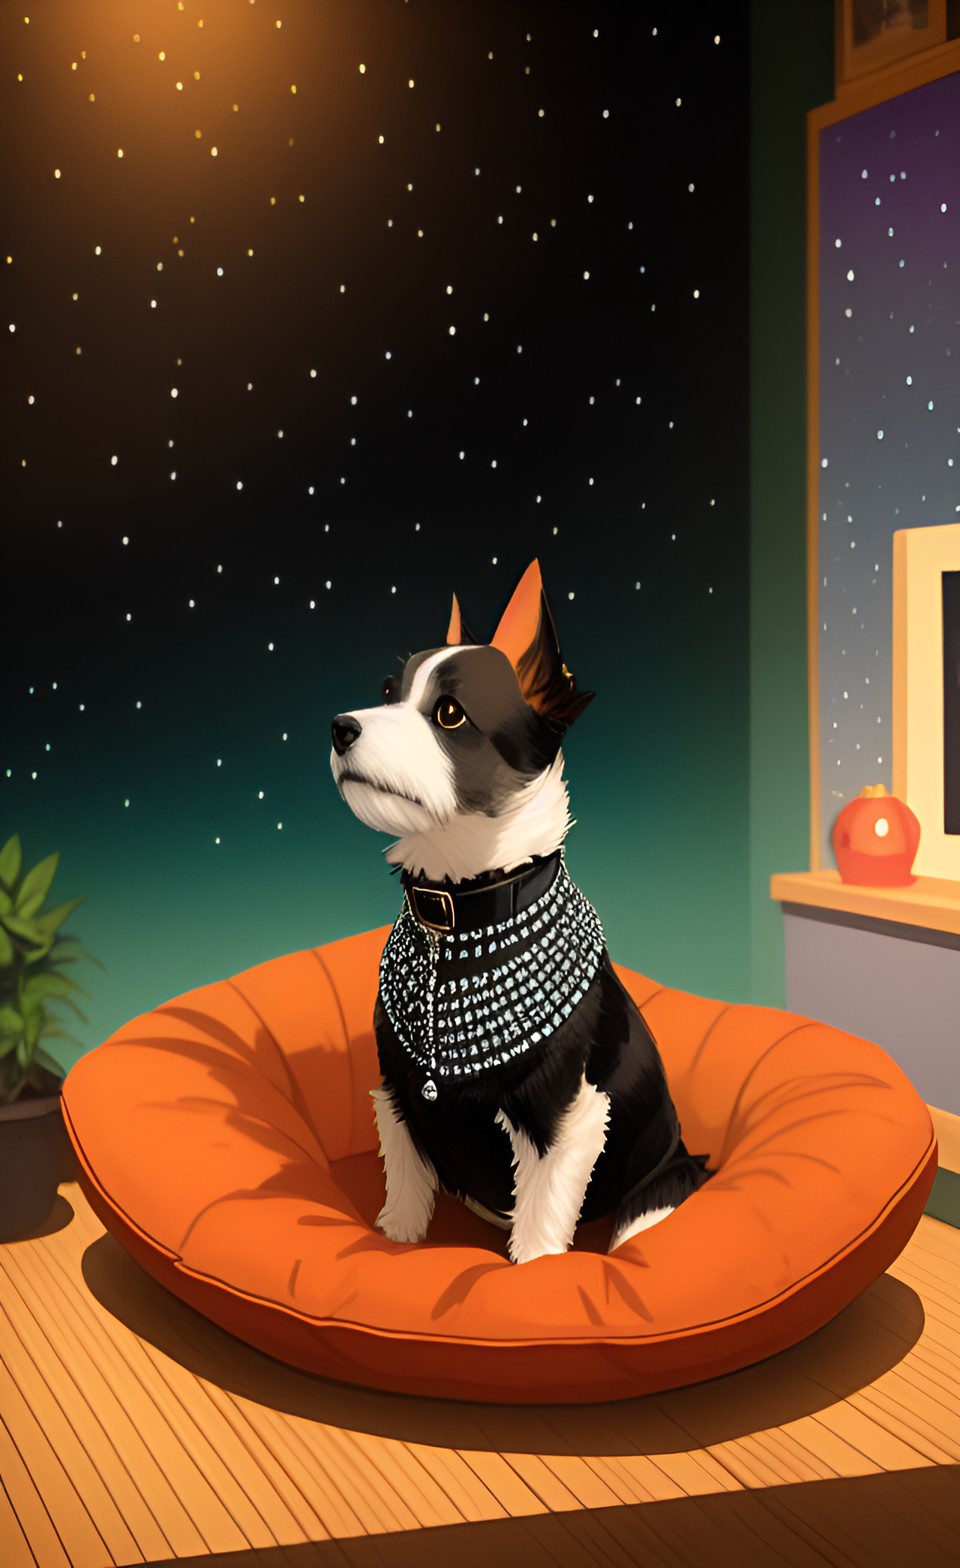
[
  {"xmin": 330, "ymin": 647, "xmax": 463, "ymax": 837},
  {"xmin": 331, "ymin": 642, "xmax": 570, "ymax": 871}
]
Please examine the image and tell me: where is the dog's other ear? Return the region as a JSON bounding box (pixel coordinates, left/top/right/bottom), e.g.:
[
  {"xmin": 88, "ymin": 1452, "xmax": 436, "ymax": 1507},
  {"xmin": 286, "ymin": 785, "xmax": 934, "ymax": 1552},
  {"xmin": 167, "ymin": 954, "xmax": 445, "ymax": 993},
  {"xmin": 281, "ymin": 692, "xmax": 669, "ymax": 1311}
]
[
  {"xmin": 492, "ymin": 560, "xmax": 594, "ymax": 728},
  {"xmin": 446, "ymin": 592, "xmax": 478, "ymax": 646}
]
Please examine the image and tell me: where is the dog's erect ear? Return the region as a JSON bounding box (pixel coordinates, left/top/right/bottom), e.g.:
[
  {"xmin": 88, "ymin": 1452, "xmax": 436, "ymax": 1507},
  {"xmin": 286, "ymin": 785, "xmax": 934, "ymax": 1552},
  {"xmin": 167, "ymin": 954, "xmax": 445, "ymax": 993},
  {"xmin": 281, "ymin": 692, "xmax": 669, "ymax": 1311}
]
[
  {"xmin": 446, "ymin": 592, "xmax": 478, "ymax": 646},
  {"xmin": 446, "ymin": 593, "xmax": 464, "ymax": 645},
  {"xmin": 491, "ymin": 560, "xmax": 594, "ymax": 728}
]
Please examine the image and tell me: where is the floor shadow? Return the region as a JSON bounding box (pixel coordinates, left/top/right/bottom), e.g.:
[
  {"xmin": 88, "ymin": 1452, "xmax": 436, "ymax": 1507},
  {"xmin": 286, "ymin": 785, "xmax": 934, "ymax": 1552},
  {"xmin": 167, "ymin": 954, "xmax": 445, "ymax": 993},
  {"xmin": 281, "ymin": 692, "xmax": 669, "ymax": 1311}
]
[
  {"xmin": 0, "ymin": 1190, "xmax": 75, "ymax": 1244},
  {"xmin": 80, "ymin": 1227, "xmax": 926, "ymax": 1457},
  {"xmin": 121, "ymin": 1464, "xmax": 960, "ymax": 1568}
]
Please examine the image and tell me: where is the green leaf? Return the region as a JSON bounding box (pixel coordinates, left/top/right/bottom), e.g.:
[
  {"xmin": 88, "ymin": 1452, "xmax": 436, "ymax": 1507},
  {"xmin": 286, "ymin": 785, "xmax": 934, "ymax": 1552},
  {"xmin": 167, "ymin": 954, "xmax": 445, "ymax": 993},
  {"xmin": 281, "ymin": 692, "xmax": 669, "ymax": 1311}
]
[
  {"xmin": 0, "ymin": 1007, "xmax": 24, "ymax": 1037},
  {"xmin": 49, "ymin": 942, "xmax": 105, "ymax": 972},
  {"xmin": 23, "ymin": 939, "xmax": 55, "ymax": 965},
  {"xmin": 0, "ymin": 1036, "xmax": 19, "ymax": 1060},
  {"xmin": 43, "ymin": 995, "xmax": 88, "ymax": 1026},
  {"xmin": 37, "ymin": 1022, "xmax": 86, "ymax": 1047},
  {"xmin": 0, "ymin": 835, "xmax": 22, "ymax": 894},
  {"xmin": 36, "ymin": 897, "xmax": 84, "ymax": 937},
  {"xmin": 33, "ymin": 1043, "xmax": 67, "ymax": 1078},
  {"xmin": 16, "ymin": 1036, "xmax": 32, "ymax": 1069},
  {"xmin": 0, "ymin": 925, "xmax": 13, "ymax": 967},
  {"xmin": 1, "ymin": 910, "xmax": 46, "ymax": 945},
  {"xmin": 24, "ymin": 971, "xmax": 90, "ymax": 1003},
  {"xmin": 0, "ymin": 888, "xmax": 12, "ymax": 916},
  {"xmin": 24, "ymin": 1008, "xmax": 41, "ymax": 1050},
  {"xmin": 15, "ymin": 852, "xmax": 59, "ymax": 915}
]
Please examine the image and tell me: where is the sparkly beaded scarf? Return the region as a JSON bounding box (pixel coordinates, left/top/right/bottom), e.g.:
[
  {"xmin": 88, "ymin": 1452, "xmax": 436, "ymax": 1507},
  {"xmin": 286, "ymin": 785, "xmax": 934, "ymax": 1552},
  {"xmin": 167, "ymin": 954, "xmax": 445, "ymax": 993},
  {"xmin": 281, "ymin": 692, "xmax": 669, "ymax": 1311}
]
[{"xmin": 378, "ymin": 857, "xmax": 605, "ymax": 1101}]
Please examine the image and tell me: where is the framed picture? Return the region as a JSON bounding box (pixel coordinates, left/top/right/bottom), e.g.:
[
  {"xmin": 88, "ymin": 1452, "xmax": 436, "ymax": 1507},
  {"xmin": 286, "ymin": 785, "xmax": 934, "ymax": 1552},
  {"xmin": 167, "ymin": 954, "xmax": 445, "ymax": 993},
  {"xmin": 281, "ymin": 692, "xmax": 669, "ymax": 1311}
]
[
  {"xmin": 836, "ymin": 0, "xmax": 947, "ymax": 89},
  {"xmin": 893, "ymin": 524, "xmax": 960, "ymax": 880}
]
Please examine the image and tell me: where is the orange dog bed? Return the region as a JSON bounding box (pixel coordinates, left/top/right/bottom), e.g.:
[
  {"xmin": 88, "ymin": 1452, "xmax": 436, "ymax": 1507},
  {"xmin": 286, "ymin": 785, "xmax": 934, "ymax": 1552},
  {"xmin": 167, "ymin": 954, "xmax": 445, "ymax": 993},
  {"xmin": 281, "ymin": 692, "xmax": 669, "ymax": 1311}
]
[{"xmin": 62, "ymin": 927, "xmax": 937, "ymax": 1404}]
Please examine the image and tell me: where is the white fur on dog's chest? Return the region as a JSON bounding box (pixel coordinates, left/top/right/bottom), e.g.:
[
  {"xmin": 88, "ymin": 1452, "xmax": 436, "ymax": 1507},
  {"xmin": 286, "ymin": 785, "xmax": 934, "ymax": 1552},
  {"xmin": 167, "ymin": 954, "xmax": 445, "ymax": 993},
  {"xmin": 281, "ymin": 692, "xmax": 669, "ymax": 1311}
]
[{"xmin": 385, "ymin": 748, "xmax": 574, "ymax": 885}]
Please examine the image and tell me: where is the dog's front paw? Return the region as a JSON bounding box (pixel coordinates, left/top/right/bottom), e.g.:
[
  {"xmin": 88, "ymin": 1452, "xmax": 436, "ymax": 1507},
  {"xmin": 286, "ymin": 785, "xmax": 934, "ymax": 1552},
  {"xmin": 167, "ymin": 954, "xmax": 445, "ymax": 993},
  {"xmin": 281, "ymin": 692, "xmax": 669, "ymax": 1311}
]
[
  {"xmin": 507, "ymin": 1235, "xmax": 569, "ymax": 1265},
  {"xmin": 375, "ymin": 1204, "xmax": 431, "ymax": 1245},
  {"xmin": 370, "ymin": 1083, "xmax": 437, "ymax": 1244}
]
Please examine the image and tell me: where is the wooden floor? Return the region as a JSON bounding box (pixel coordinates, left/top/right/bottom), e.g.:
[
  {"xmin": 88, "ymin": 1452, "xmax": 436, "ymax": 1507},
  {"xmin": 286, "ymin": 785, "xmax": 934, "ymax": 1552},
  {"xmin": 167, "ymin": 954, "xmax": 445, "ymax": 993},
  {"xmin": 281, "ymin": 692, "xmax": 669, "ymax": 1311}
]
[{"xmin": 0, "ymin": 1183, "xmax": 957, "ymax": 1568}]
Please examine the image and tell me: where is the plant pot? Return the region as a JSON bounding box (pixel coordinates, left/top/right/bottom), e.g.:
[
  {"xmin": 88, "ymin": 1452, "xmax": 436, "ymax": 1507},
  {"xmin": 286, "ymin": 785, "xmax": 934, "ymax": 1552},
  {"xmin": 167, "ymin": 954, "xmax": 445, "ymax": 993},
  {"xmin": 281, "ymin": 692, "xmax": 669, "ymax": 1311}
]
[{"xmin": 0, "ymin": 1087, "xmax": 76, "ymax": 1242}]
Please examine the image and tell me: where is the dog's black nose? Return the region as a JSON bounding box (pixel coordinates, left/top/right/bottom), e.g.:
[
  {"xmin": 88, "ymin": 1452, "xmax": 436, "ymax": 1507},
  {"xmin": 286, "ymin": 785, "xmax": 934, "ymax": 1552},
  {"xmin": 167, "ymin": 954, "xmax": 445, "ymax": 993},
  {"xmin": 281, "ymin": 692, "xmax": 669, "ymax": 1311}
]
[{"xmin": 331, "ymin": 715, "xmax": 362, "ymax": 756}]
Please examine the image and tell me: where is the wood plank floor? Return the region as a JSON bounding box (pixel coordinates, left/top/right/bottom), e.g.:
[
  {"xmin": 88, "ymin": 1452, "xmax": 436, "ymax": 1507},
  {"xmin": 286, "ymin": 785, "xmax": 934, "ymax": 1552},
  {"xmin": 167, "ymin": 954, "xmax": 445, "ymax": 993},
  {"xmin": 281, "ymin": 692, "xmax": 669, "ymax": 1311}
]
[{"xmin": 1, "ymin": 1182, "xmax": 957, "ymax": 1568}]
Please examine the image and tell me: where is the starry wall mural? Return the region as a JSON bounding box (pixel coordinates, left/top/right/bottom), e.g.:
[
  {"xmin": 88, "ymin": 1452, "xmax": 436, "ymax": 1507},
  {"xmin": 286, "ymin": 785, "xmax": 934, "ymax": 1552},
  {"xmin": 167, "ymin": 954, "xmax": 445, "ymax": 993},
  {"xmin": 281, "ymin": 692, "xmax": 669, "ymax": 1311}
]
[{"xmin": 2, "ymin": 0, "xmax": 750, "ymax": 1061}]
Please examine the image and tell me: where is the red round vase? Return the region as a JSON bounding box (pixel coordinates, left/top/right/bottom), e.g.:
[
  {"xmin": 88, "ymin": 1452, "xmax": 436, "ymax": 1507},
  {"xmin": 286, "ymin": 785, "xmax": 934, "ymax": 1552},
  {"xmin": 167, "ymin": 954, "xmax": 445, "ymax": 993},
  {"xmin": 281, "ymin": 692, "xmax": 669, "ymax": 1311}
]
[{"xmin": 832, "ymin": 785, "xmax": 920, "ymax": 887}]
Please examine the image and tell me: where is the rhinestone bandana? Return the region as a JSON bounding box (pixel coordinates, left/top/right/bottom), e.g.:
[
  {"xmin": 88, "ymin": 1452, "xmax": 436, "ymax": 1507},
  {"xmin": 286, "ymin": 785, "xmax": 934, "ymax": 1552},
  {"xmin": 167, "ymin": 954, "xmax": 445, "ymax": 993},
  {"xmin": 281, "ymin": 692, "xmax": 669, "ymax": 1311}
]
[{"xmin": 379, "ymin": 859, "xmax": 605, "ymax": 1097}]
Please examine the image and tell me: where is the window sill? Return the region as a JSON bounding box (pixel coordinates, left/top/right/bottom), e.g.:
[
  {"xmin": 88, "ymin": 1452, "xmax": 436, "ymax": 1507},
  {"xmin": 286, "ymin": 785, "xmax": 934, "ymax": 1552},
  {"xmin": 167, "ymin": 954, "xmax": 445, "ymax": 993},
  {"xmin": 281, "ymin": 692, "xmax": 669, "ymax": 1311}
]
[{"xmin": 770, "ymin": 870, "xmax": 960, "ymax": 938}]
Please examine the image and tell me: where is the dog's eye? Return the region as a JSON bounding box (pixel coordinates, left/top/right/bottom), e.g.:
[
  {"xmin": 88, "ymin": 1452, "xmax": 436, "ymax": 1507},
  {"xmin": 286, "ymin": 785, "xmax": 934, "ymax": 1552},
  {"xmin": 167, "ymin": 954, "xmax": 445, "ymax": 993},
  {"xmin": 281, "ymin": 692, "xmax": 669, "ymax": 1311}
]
[
  {"xmin": 433, "ymin": 696, "xmax": 466, "ymax": 730},
  {"xmin": 382, "ymin": 676, "xmax": 401, "ymax": 705}
]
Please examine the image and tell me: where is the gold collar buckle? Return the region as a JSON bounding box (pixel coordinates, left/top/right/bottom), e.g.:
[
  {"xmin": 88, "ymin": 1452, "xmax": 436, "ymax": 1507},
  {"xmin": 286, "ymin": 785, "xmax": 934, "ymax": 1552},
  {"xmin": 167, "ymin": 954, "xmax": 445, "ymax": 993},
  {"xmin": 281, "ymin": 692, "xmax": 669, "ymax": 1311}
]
[{"xmin": 408, "ymin": 885, "xmax": 455, "ymax": 933}]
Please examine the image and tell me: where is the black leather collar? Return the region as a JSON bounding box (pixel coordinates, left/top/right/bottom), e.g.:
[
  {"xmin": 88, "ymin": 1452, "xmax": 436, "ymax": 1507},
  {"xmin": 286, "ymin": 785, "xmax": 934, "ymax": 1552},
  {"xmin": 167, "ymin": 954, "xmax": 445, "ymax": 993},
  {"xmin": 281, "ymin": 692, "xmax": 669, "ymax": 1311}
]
[{"xmin": 401, "ymin": 850, "xmax": 563, "ymax": 934}]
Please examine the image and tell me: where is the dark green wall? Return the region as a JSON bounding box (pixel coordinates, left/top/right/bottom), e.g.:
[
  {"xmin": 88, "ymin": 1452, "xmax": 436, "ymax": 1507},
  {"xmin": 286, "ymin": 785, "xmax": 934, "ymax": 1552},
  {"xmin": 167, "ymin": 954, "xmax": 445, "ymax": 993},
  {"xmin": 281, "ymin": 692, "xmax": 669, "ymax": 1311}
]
[{"xmin": 749, "ymin": 0, "xmax": 834, "ymax": 1004}]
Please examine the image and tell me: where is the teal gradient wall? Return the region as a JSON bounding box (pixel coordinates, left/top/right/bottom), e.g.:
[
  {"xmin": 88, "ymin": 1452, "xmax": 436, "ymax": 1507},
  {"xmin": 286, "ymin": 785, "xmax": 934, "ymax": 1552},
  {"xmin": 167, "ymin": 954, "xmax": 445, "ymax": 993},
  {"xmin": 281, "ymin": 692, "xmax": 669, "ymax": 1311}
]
[{"xmin": 5, "ymin": 567, "xmax": 751, "ymax": 1071}]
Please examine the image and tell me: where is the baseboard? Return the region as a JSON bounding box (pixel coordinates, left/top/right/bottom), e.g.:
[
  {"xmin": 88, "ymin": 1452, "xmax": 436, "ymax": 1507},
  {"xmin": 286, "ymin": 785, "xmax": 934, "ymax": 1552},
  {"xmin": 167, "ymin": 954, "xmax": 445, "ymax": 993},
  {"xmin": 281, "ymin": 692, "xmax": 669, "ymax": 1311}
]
[
  {"xmin": 926, "ymin": 1168, "xmax": 960, "ymax": 1228},
  {"xmin": 930, "ymin": 1103, "xmax": 960, "ymax": 1174},
  {"xmin": 926, "ymin": 1104, "xmax": 960, "ymax": 1229}
]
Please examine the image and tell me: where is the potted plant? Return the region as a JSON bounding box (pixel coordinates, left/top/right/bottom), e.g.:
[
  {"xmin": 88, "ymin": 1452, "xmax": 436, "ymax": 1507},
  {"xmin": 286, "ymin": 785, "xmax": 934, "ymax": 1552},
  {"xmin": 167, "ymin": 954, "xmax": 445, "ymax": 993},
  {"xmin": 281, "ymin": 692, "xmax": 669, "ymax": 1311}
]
[{"xmin": 0, "ymin": 833, "xmax": 99, "ymax": 1240}]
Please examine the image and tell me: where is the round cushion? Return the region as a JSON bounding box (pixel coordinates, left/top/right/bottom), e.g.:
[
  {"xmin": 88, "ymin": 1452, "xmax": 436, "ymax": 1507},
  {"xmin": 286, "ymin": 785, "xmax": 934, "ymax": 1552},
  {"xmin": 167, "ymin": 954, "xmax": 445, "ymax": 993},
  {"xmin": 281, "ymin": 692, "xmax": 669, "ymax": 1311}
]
[{"xmin": 62, "ymin": 927, "xmax": 937, "ymax": 1404}]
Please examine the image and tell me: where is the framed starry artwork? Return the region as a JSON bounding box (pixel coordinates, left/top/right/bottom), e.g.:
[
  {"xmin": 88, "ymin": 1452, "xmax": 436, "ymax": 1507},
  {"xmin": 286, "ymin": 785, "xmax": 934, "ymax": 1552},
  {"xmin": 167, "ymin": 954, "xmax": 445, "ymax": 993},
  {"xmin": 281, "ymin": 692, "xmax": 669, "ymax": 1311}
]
[{"xmin": 836, "ymin": 0, "xmax": 947, "ymax": 91}]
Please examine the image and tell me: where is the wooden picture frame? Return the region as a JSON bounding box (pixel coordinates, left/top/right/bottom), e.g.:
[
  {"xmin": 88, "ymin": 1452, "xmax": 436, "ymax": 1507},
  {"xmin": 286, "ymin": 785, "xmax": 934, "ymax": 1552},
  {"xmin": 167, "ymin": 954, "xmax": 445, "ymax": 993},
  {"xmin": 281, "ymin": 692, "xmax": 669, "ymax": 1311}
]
[
  {"xmin": 836, "ymin": 0, "xmax": 947, "ymax": 90},
  {"xmin": 893, "ymin": 524, "xmax": 960, "ymax": 880}
]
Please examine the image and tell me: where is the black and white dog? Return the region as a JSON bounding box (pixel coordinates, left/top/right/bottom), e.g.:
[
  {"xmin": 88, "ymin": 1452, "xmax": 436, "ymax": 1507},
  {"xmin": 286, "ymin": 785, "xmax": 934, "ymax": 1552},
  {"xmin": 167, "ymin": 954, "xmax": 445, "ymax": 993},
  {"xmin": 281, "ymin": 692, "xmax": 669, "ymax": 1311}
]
[{"xmin": 330, "ymin": 561, "xmax": 710, "ymax": 1263}]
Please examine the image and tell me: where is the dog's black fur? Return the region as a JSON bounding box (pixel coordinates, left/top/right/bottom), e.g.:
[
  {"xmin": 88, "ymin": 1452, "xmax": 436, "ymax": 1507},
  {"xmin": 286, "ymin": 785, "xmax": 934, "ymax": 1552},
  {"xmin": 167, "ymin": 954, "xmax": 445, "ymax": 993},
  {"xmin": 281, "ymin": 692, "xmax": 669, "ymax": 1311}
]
[{"xmin": 375, "ymin": 949, "xmax": 710, "ymax": 1237}]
